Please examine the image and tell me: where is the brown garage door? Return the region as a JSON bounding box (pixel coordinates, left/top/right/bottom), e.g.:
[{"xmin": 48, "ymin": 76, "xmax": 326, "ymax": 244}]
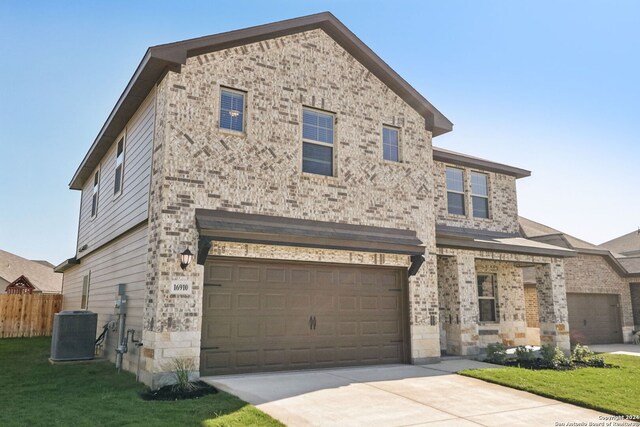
[
  {"xmin": 567, "ymin": 293, "xmax": 622, "ymax": 345},
  {"xmin": 201, "ymin": 258, "xmax": 407, "ymax": 376}
]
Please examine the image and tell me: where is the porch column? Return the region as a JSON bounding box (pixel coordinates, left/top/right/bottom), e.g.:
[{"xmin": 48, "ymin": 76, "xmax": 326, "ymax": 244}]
[
  {"xmin": 535, "ymin": 260, "xmax": 571, "ymax": 352},
  {"xmin": 437, "ymin": 253, "xmax": 479, "ymax": 356}
]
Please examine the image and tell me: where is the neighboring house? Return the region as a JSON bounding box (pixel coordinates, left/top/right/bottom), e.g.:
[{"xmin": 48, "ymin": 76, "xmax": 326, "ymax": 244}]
[
  {"xmin": 519, "ymin": 217, "xmax": 640, "ymax": 345},
  {"xmin": 0, "ymin": 250, "xmax": 62, "ymax": 294},
  {"xmin": 600, "ymin": 230, "xmax": 640, "ymax": 336},
  {"xmin": 56, "ymin": 12, "xmax": 573, "ymax": 387}
]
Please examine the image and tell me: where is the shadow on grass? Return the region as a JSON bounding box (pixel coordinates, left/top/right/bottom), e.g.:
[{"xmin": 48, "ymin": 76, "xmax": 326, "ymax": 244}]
[{"xmin": 0, "ymin": 337, "xmax": 283, "ymax": 427}]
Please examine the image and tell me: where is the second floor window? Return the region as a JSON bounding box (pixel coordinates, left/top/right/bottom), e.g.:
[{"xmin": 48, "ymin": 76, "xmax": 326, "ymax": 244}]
[
  {"xmin": 302, "ymin": 108, "xmax": 334, "ymax": 176},
  {"xmin": 477, "ymin": 274, "xmax": 498, "ymax": 322},
  {"xmin": 114, "ymin": 138, "xmax": 125, "ymax": 196},
  {"xmin": 471, "ymin": 172, "xmax": 489, "ymax": 218},
  {"xmin": 220, "ymin": 88, "xmax": 245, "ymax": 132},
  {"xmin": 91, "ymin": 170, "xmax": 100, "ymax": 218},
  {"xmin": 382, "ymin": 126, "xmax": 399, "ymax": 162},
  {"xmin": 446, "ymin": 167, "xmax": 465, "ymax": 215}
]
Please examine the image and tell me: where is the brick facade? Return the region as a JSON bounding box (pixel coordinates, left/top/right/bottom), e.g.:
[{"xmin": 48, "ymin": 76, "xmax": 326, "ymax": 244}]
[
  {"xmin": 142, "ymin": 29, "xmax": 440, "ymax": 387},
  {"xmin": 433, "ymin": 160, "xmax": 520, "ymax": 234},
  {"xmin": 564, "ymin": 253, "xmax": 636, "ymax": 341},
  {"xmin": 437, "ymin": 247, "xmax": 570, "ymax": 355}
]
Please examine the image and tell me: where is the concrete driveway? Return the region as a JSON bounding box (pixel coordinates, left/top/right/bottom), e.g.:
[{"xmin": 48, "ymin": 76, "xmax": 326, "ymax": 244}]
[{"xmin": 203, "ymin": 360, "xmax": 611, "ymax": 426}]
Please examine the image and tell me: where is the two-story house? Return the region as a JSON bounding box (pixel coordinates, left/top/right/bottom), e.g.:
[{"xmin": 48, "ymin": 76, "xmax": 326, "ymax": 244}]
[{"xmin": 56, "ymin": 12, "xmax": 574, "ymax": 388}]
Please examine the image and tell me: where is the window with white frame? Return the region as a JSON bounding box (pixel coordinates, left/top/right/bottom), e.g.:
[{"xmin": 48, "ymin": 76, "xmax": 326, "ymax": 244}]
[
  {"xmin": 302, "ymin": 108, "xmax": 334, "ymax": 176},
  {"xmin": 382, "ymin": 126, "xmax": 399, "ymax": 162},
  {"xmin": 91, "ymin": 170, "xmax": 100, "ymax": 218},
  {"xmin": 477, "ymin": 273, "xmax": 498, "ymax": 322},
  {"xmin": 81, "ymin": 272, "xmax": 91, "ymax": 310},
  {"xmin": 471, "ymin": 172, "xmax": 489, "ymax": 218},
  {"xmin": 446, "ymin": 167, "xmax": 465, "ymax": 215},
  {"xmin": 114, "ymin": 137, "xmax": 125, "ymax": 195},
  {"xmin": 219, "ymin": 88, "xmax": 245, "ymax": 132}
]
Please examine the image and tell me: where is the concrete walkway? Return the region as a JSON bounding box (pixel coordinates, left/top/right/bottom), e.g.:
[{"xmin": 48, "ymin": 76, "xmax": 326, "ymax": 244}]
[
  {"xmin": 203, "ymin": 361, "xmax": 613, "ymax": 427},
  {"xmin": 590, "ymin": 343, "xmax": 640, "ymax": 357}
]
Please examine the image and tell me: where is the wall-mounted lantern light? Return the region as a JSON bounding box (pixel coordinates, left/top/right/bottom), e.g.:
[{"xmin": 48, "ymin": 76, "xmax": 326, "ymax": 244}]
[{"xmin": 180, "ymin": 248, "xmax": 194, "ymax": 270}]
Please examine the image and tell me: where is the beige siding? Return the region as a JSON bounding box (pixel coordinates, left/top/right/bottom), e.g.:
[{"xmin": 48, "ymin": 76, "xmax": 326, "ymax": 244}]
[
  {"xmin": 62, "ymin": 225, "xmax": 148, "ymax": 373},
  {"xmin": 76, "ymin": 90, "xmax": 155, "ymax": 259}
]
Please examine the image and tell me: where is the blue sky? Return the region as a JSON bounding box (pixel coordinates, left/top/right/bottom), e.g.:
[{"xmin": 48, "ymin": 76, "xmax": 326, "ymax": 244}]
[{"xmin": 0, "ymin": 1, "xmax": 638, "ymax": 264}]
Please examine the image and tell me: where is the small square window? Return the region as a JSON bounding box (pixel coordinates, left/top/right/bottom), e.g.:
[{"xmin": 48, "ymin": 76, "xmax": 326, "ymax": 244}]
[
  {"xmin": 220, "ymin": 89, "xmax": 245, "ymax": 132},
  {"xmin": 302, "ymin": 109, "xmax": 334, "ymax": 176},
  {"xmin": 382, "ymin": 126, "xmax": 399, "ymax": 162}
]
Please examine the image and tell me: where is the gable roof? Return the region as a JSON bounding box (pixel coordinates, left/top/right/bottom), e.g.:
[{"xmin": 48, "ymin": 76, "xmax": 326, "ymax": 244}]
[
  {"xmin": 69, "ymin": 12, "xmax": 453, "ymax": 190},
  {"xmin": 599, "ymin": 230, "xmax": 640, "ymax": 256},
  {"xmin": 432, "ymin": 147, "xmax": 531, "ymax": 179},
  {"xmin": 518, "ymin": 216, "xmax": 639, "ymax": 277},
  {"xmin": 0, "ymin": 250, "xmax": 62, "ymax": 293}
]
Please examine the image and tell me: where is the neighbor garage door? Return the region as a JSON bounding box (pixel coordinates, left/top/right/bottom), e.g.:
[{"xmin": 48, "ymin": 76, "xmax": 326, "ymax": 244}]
[
  {"xmin": 200, "ymin": 258, "xmax": 407, "ymax": 376},
  {"xmin": 567, "ymin": 293, "xmax": 622, "ymax": 345}
]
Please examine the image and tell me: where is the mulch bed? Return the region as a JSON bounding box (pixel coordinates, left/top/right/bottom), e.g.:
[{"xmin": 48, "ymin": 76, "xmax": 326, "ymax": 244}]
[
  {"xmin": 140, "ymin": 381, "xmax": 218, "ymax": 401},
  {"xmin": 501, "ymin": 359, "xmax": 616, "ymax": 371}
]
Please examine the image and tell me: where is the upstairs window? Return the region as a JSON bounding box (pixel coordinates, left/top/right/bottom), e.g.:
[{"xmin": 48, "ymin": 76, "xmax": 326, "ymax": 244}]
[
  {"xmin": 471, "ymin": 172, "xmax": 489, "ymax": 218},
  {"xmin": 382, "ymin": 126, "xmax": 399, "ymax": 162},
  {"xmin": 219, "ymin": 88, "xmax": 245, "ymax": 132},
  {"xmin": 446, "ymin": 167, "xmax": 465, "ymax": 215},
  {"xmin": 91, "ymin": 170, "xmax": 100, "ymax": 218},
  {"xmin": 302, "ymin": 108, "xmax": 334, "ymax": 176},
  {"xmin": 114, "ymin": 137, "xmax": 125, "ymax": 196},
  {"xmin": 81, "ymin": 272, "xmax": 91, "ymax": 310}
]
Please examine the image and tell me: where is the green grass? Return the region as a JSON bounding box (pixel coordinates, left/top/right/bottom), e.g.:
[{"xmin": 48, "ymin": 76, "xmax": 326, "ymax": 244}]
[
  {"xmin": 0, "ymin": 337, "xmax": 284, "ymax": 427},
  {"xmin": 461, "ymin": 354, "xmax": 640, "ymax": 417}
]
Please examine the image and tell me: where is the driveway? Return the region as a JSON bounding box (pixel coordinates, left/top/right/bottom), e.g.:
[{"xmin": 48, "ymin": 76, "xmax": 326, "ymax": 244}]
[
  {"xmin": 203, "ymin": 360, "xmax": 610, "ymax": 426},
  {"xmin": 590, "ymin": 343, "xmax": 640, "ymax": 357}
]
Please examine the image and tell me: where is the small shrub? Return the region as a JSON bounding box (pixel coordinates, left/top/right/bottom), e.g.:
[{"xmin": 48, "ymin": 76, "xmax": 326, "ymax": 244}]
[
  {"xmin": 515, "ymin": 345, "xmax": 536, "ymax": 364},
  {"xmin": 540, "ymin": 344, "xmax": 571, "ymax": 369},
  {"xmin": 585, "ymin": 355, "xmax": 606, "ymax": 368},
  {"xmin": 485, "ymin": 342, "xmax": 507, "ymax": 365},
  {"xmin": 172, "ymin": 358, "xmax": 196, "ymax": 393},
  {"xmin": 571, "ymin": 344, "xmax": 596, "ymax": 364}
]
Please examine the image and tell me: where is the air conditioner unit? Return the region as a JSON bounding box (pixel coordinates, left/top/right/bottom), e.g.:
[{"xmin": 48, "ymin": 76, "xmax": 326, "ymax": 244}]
[{"xmin": 50, "ymin": 311, "xmax": 98, "ymax": 361}]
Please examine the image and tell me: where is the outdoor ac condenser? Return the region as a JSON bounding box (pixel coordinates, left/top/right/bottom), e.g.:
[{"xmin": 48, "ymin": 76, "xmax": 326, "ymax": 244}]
[{"xmin": 50, "ymin": 311, "xmax": 98, "ymax": 361}]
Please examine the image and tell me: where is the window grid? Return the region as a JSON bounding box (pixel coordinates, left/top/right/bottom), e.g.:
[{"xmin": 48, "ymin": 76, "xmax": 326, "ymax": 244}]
[
  {"xmin": 91, "ymin": 170, "xmax": 100, "ymax": 218},
  {"xmin": 114, "ymin": 137, "xmax": 125, "ymax": 196},
  {"xmin": 220, "ymin": 88, "xmax": 245, "ymax": 132},
  {"xmin": 382, "ymin": 126, "xmax": 399, "ymax": 162},
  {"xmin": 446, "ymin": 167, "xmax": 465, "ymax": 215},
  {"xmin": 302, "ymin": 109, "xmax": 334, "ymax": 176},
  {"xmin": 477, "ymin": 273, "xmax": 498, "ymax": 323},
  {"xmin": 471, "ymin": 172, "xmax": 489, "ymax": 218}
]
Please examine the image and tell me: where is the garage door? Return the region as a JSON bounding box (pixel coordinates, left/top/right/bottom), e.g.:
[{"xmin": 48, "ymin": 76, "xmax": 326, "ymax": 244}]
[
  {"xmin": 567, "ymin": 293, "xmax": 622, "ymax": 345},
  {"xmin": 201, "ymin": 258, "xmax": 407, "ymax": 376}
]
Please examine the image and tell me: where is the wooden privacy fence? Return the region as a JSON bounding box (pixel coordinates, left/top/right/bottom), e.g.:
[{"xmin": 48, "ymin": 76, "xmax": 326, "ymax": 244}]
[{"xmin": 0, "ymin": 294, "xmax": 62, "ymax": 338}]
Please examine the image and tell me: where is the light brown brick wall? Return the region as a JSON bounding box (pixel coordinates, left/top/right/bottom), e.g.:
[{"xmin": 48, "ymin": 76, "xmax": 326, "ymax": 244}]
[
  {"xmin": 433, "ymin": 160, "xmax": 519, "ymax": 234},
  {"xmin": 142, "ymin": 28, "xmax": 441, "ymax": 384},
  {"xmin": 524, "ymin": 284, "xmax": 539, "ymax": 327},
  {"xmin": 564, "ymin": 254, "xmax": 634, "ymax": 331}
]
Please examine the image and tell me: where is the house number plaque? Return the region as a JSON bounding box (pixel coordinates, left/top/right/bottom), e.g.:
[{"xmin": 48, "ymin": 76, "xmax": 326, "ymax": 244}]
[{"xmin": 170, "ymin": 280, "xmax": 192, "ymax": 295}]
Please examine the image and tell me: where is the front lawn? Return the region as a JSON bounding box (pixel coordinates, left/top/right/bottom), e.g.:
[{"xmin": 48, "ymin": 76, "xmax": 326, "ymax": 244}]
[
  {"xmin": 461, "ymin": 354, "xmax": 640, "ymax": 417},
  {"xmin": 0, "ymin": 337, "xmax": 283, "ymax": 427}
]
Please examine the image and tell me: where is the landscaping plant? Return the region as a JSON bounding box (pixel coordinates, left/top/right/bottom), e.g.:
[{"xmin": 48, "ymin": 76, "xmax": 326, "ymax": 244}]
[
  {"xmin": 485, "ymin": 342, "xmax": 507, "ymax": 365},
  {"xmin": 539, "ymin": 344, "xmax": 571, "ymax": 369},
  {"xmin": 571, "ymin": 344, "xmax": 606, "ymax": 367},
  {"xmin": 514, "ymin": 345, "xmax": 536, "ymax": 365}
]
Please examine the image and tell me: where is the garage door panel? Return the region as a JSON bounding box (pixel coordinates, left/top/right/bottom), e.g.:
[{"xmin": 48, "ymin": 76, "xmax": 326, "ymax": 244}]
[
  {"xmin": 567, "ymin": 293, "xmax": 622, "ymax": 345},
  {"xmin": 201, "ymin": 258, "xmax": 407, "ymax": 376}
]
